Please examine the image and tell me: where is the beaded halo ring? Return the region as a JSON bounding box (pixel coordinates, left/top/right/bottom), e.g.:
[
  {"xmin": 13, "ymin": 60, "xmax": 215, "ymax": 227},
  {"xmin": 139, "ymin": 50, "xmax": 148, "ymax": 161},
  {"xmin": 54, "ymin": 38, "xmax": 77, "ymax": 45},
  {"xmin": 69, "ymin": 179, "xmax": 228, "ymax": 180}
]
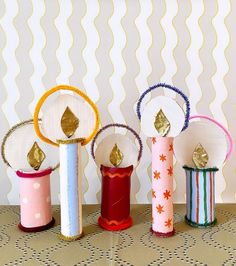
[
  {"xmin": 91, "ymin": 123, "xmax": 143, "ymax": 162},
  {"xmin": 136, "ymin": 83, "xmax": 190, "ymax": 131}
]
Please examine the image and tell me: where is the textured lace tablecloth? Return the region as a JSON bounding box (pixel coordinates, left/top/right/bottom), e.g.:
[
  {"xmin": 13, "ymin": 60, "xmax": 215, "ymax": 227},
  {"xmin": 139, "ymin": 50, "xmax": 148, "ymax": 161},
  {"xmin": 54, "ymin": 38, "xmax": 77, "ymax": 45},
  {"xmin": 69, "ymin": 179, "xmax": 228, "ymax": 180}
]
[{"xmin": 0, "ymin": 204, "xmax": 235, "ymax": 266}]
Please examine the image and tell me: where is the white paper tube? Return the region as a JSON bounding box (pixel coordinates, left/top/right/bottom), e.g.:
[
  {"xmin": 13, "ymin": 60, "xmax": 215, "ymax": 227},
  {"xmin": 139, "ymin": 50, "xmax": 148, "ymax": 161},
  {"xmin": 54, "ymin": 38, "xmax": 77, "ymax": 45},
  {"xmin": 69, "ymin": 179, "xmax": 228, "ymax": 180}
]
[{"xmin": 58, "ymin": 140, "xmax": 83, "ymax": 241}]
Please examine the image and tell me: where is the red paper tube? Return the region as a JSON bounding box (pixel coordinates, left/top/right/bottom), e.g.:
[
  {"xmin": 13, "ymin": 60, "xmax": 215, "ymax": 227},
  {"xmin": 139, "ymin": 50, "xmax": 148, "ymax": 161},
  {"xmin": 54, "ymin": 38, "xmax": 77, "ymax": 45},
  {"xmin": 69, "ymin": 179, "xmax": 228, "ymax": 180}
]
[
  {"xmin": 151, "ymin": 137, "xmax": 175, "ymax": 237},
  {"xmin": 98, "ymin": 165, "xmax": 133, "ymax": 231},
  {"xmin": 16, "ymin": 168, "xmax": 55, "ymax": 232}
]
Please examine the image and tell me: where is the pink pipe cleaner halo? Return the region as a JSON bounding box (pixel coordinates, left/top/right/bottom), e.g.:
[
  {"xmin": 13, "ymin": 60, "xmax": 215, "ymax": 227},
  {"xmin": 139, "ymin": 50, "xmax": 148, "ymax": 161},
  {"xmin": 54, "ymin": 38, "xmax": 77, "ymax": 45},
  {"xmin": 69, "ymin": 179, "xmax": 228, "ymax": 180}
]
[{"xmin": 190, "ymin": 115, "xmax": 233, "ymax": 162}]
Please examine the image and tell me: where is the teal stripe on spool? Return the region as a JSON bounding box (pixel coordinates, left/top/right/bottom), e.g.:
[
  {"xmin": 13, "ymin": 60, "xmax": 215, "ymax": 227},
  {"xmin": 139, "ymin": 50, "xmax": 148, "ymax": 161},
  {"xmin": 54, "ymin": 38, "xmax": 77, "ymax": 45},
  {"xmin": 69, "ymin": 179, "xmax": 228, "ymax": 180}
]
[
  {"xmin": 190, "ymin": 170, "xmax": 193, "ymax": 221},
  {"xmin": 203, "ymin": 170, "xmax": 207, "ymax": 224}
]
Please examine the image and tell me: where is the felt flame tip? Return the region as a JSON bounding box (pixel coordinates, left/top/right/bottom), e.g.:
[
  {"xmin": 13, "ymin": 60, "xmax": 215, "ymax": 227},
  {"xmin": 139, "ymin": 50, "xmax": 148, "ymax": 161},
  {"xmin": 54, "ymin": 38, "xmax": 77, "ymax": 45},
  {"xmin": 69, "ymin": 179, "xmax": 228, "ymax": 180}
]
[
  {"xmin": 27, "ymin": 141, "xmax": 45, "ymax": 171},
  {"xmin": 154, "ymin": 109, "xmax": 170, "ymax": 137},
  {"xmin": 192, "ymin": 143, "xmax": 209, "ymax": 169},
  {"xmin": 109, "ymin": 144, "xmax": 124, "ymax": 167},
  {"xmin": 61, "ymin": 106, "xmax": 79, "ymax": 138}
]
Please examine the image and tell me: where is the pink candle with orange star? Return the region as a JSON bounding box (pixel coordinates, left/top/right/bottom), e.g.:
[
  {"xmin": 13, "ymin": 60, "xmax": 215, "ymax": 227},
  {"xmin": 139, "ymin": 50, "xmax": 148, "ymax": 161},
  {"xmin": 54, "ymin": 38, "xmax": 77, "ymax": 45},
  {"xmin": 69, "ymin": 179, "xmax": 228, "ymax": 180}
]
[
  {"xmin": 151, "ymin": 137, "xmax": 174, "ymax": 236},
  {"xmin": 137, "ymin": 83, "xmax": 190, "ymax": 237}
]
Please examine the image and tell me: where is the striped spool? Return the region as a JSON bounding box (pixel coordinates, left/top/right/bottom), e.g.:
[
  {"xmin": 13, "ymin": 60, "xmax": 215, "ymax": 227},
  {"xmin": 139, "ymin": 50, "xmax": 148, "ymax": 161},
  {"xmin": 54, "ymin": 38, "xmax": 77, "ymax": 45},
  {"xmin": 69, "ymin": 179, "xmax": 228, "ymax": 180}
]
[{"xmin": 184, "ymin": 166, "xmax": 218, "ymax": 227}]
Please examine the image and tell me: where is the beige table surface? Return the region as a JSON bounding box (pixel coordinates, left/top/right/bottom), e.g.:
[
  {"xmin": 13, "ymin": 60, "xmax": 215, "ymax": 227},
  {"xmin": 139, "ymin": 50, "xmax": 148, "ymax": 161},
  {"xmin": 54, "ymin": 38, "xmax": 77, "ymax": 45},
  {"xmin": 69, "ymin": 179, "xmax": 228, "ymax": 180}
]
[{"xmin": 0, "ymin": 204, "xmax": 235, "ymax": 266}]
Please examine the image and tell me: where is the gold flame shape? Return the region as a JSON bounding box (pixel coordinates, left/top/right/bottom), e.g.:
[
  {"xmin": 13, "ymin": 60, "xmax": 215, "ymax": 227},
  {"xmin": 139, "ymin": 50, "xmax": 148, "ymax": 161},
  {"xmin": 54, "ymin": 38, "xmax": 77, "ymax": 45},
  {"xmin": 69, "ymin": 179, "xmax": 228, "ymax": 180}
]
[
  {"xmin": 61, "ymin": 106, "xmax": 79, "ymax": 138},
  {"xmin": 109, "ymin": 144, "xmax": 124, "ymax": 167},
  {"xmin": 192, "ymin": 143, "xmax": 209, "ymax": 169},
  {"xmin": 154, "ymin": 109, "xmax": 170, "ymax": 137},
  {"xmin": 27, "ymin": 141, "xmax": 46, "ymax": 171}
]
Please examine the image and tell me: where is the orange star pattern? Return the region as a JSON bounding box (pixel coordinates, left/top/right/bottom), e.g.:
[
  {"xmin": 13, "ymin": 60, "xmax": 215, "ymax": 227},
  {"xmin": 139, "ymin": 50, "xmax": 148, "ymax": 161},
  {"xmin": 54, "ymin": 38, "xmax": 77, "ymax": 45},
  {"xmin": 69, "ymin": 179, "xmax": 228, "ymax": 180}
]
[
  {"xmin": 152, "ymin": 189, "xmax": 156, "ymax": 198},
  {"xmin": 152, "ymin": 137, "xmax": 156, "ymax": 144},
  {"xmin": 159, "ymin": 154, "xmax": 166, "ymax": 162},
  {"xmin": 167, "ymin": 166, "xmax": 173, "ymax": 176},
  {"xmin": 153, "ymin": 171, "xmax": 161, "ymax": 180},
  {"xmin": 165, "ymin": 218, "xmax": 172, "ymax": 228},
  {"xmin": 156, "ymin": 204, "xmax": 164, "ymax": 214},
  {"xmin": 169, "ymin": 143, "xmax": 173, "ymax": 151},
  {"xmin": 163, "ymin": 190, "xmax": 171, "ymax": 200}
]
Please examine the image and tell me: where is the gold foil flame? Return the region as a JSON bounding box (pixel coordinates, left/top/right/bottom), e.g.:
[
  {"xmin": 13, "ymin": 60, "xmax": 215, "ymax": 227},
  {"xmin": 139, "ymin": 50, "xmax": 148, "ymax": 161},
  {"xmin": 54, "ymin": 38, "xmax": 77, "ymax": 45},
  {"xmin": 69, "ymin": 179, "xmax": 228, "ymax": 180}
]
[
  {"xmin": 61, "ymin": 106, "xmax": 79, "ymax": 138},
  {"xmin": 27, "ymin": 141, "xmax": 46, "ymax": 171},
  {"xmin": 192, "ymin": 143, "xmax": 209, "ymax": 169},
  {"xmin": 109, "ymin": 144, "xmax": 124, "ymax": 167},
  {"xmin": 154, "ymin": 109, "xmax": 170, "ymax": 137}
]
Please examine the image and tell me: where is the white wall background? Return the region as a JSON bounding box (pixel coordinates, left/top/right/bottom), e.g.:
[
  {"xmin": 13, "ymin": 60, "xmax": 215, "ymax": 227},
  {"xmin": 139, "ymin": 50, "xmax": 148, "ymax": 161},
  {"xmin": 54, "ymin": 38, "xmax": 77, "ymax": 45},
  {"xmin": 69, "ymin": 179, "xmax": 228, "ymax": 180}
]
[{"xmin": 0, "ymin": 0, "xmax": 235, "ymax": 205}]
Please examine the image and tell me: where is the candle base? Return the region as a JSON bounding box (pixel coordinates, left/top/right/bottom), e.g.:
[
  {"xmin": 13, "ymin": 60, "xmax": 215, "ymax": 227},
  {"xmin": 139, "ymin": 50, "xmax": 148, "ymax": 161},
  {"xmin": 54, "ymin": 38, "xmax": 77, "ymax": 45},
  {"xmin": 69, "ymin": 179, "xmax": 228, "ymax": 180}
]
[
  {"xmin": 185, "ymin": 215, "xmax": 217, "ymax": 228},
  {"xmin": 59, "ymin": 232, "xmax": 84, "ymax": 242},
  {"xmin": 18, "ymin": 217, "xmax": 55, "ymax": 232},
  {"xmin": 98, "ymin": 216, "xmax": 132, "ymax": 231},
  {"xmin": 150, "ymin": 227, "xmax": 175, "ymax": 238}
]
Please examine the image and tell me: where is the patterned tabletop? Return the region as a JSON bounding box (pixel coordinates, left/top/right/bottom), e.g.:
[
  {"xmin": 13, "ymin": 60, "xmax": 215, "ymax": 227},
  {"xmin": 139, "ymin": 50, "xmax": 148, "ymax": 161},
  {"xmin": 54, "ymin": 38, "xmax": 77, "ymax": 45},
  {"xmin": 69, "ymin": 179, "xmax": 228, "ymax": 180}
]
[{"xmin": 0, "ymin": 204, "xmax": 235, "ymax": 266}]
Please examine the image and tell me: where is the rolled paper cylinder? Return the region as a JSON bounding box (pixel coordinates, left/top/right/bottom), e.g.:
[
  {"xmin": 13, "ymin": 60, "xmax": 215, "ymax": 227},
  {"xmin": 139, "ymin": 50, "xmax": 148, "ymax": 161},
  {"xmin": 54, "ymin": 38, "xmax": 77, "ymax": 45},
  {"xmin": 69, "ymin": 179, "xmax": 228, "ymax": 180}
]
[
  {"xmin": 16, "ymin": 168, "xmax": 55, "ymax": 232},
  {"xmin": 184, "ymin": 166, "xmax": 218, "ymax": 227},
  {"xmin": 98, "ymin": 165, "xmax": 133, "ymax": 231},
  {"xmin": 151, "ymin": 137, "xmax": 175, "ymax": 237},
  {"xmin": 58, "ymin": 139, "xmax": 83, "ymax": 241}
]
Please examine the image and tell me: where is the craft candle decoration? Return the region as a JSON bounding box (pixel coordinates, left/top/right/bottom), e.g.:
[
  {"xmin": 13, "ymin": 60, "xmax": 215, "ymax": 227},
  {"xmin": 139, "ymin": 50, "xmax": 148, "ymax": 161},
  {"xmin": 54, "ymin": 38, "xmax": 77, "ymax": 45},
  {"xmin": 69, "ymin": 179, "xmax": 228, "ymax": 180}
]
[
  {"xmin": 137, "ymin": 83, "xmax": 190, "ymax": 237},
  {"xmin": 33, "ymin": 85, "xmax": 100, "ymax": 241},
  {"xmin": 91, "ymin": 124, "xmax": 143, "ymax": 231},
  {"xmin": 174, "ymin": 115, "xmax": 233, "ymax": 227},
  {"xmin": 1, "ymin": 120, "xmax": 59, "ymax": 232}
]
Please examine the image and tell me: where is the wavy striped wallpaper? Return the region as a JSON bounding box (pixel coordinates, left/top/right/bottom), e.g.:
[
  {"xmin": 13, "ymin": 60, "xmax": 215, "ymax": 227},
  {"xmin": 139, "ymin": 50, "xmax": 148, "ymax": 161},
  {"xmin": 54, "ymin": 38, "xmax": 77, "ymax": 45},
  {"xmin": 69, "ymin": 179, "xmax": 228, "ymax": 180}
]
[{"xmin": 0, "ymin": 0, "xmax": 235, "ymax": 204}]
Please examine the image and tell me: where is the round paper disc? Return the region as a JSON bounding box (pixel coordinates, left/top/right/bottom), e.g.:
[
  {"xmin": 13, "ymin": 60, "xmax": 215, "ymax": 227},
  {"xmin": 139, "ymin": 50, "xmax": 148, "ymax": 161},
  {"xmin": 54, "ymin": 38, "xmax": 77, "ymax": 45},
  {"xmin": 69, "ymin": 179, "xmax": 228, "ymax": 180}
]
[
  {"xmin": 141, "ymin": 96, "xmax": 185, "ymax": 137},
  {"xmin": 174, "ymin": 120, "xmax": 228, "ymax": 168},
  {"xmin": 95, "ymin": 133, "xmax": 139, "ymax": 168},
  {"xmin": 4, "ymin": 122, "xmax": 59, "ymax": 172},
  {"xmin": 41, "ymin": 94, "xmax": 96, "ymax": 142}
]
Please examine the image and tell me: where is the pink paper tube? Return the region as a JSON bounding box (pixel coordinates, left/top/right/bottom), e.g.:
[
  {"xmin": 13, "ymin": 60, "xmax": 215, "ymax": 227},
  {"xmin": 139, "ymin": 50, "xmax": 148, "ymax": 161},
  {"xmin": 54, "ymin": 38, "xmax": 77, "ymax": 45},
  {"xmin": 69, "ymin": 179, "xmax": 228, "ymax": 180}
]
[
  {"xmin": 151, "ymin": 137, "xmax": 175, "ymax": 237},
  {"xmin": 16, "ymin": 168, "xmax": 55, "ymax": 232}
]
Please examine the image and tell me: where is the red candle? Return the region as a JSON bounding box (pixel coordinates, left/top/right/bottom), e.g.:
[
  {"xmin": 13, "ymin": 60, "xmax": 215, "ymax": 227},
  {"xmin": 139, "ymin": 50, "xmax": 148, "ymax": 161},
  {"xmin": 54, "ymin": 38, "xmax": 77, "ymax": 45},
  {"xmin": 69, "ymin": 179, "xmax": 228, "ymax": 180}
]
[{"xmin": 98, "ymin": 165, "xmax": 133, "ymax": 231}]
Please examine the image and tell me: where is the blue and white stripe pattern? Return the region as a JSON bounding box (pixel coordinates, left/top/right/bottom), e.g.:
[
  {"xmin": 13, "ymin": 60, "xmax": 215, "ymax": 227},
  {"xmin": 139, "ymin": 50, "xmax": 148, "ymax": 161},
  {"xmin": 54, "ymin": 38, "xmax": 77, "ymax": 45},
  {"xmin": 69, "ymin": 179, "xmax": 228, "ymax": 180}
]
[{"xmin": 59, "ymin": 142, "xmax": 82, "ymax": 238}]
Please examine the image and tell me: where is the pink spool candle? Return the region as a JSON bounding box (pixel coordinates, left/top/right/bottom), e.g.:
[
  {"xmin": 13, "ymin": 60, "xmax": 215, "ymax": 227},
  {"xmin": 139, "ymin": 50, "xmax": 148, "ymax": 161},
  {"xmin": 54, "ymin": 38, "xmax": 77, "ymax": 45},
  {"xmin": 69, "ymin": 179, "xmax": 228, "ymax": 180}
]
[
  {"xmin": 16, "ymin": 168, "xmax": 55, "ymax": 232},
  {"xmin": 1, "ymin": 119, "xmax": 59, "ymax": 233}
]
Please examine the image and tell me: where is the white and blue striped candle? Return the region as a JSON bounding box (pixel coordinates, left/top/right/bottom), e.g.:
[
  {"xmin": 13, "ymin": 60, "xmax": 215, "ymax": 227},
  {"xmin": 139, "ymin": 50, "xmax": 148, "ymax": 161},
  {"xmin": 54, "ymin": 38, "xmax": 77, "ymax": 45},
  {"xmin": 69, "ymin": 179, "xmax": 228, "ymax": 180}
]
[
  {"xmin": 58, "ymin": 139, "xmax": 83, "ymax": 240},
  {"xmin": 184, "ymin": 166, "xmax": 218, "ymax": 227}
]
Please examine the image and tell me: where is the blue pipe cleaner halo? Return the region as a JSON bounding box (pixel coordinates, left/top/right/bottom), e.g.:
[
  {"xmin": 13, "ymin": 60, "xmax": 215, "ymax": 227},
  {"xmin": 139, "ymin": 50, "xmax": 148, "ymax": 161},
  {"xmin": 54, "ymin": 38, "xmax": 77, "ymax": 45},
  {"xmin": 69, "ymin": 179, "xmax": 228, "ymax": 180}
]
[{"xmin": 136, "ymin": 83, "xmax": 190, "ymax": 131}]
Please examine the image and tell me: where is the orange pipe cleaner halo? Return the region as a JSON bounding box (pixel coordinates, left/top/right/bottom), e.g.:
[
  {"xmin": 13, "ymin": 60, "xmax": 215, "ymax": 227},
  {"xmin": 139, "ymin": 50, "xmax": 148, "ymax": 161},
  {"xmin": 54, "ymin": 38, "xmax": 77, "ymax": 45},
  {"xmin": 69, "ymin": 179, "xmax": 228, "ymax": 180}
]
[{"xmin": 33, "ymin": 85, "xmax": 100, "ymax": 147}]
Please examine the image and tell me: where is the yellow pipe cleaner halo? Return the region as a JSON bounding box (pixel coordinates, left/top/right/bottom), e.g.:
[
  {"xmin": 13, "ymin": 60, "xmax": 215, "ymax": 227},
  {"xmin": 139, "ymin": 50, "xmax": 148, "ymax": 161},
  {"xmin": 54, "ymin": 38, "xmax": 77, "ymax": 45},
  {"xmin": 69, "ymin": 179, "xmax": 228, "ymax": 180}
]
[{"xmin": 33, "ymin": 85, "xmax": 100, "ymax": 147}]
